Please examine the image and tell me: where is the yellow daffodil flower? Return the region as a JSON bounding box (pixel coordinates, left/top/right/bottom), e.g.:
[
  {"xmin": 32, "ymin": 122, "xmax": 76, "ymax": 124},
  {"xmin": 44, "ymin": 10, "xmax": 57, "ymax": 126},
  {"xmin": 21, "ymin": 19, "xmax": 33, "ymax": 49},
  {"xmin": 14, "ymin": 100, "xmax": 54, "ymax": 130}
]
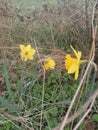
[
  {"xmin": 65, "ymin": 46, "xmax": 81, "ymax": 80},
  {"xmin": 20, "ymin": 44, "xmax": 36, "ymax": 61},
  {"xmin": 44, "ymin": 58, "xmax": 55, "ymax": 70}
]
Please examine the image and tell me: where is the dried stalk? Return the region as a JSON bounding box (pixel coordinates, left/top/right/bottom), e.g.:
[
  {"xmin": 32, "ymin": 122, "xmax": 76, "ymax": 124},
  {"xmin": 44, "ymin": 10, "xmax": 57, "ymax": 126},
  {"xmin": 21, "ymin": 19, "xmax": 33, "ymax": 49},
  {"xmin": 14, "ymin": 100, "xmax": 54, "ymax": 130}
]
[
  {"xmin": 52, "ymin": 1, "xmax": 98, "ymax": 130},
  {"xmin": 52, "ymin": 89, "xmax": 98, "ymax": 130},
  {"xmin": 85, "ymin": 0, "xmax": 89, "ymax": 43},
  {"xmin": 0, "ymin": 110, "xmax": 34, "ymax": 130},
  {"xmin": 34, "ymin": 39, "xmax": 46, "ymax": 130},
  {"xmin": 73, "ymin": 98, "xmax": 96, "ymax": 130}
]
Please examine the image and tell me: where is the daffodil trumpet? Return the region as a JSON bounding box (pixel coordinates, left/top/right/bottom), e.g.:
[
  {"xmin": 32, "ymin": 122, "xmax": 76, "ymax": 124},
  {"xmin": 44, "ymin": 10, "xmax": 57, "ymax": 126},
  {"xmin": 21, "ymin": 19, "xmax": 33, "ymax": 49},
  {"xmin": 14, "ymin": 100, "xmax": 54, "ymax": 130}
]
[{"xmin": 65, "ymin": 46, "xmax": 82, "ymax": 80}]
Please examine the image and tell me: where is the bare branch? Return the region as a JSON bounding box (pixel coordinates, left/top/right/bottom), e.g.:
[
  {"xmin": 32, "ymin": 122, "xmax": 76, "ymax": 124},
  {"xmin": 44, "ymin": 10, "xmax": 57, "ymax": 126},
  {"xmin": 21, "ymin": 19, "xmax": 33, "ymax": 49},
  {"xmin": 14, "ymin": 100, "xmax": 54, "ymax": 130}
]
[
  {"xmin": 52, "ymin": 89, "xmax": 98, "ymax": 130},
  {"xmin": 53, "ymin": 1, "xmax": 98, "ymax": 129}
]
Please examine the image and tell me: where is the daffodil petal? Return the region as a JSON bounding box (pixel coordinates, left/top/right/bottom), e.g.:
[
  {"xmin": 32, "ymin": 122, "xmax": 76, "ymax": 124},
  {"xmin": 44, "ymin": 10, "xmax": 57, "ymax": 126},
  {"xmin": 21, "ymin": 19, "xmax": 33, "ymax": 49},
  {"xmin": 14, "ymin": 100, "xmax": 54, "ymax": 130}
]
[
  {"xmin": 68, "ymin": 63, "xmax": 77, "ymax": 74},
  {"xmin": 77, "ymin": 51, "xmax": 81, "ymax": 59},
  {"xmin": 20, "ymin": 44, "xmax": 25, "ymax": 50},
  {"xmin": 75, "ymin": 65, "xmax": 79, "ymax": 80},
  {"xmin": 71, "ymin": 46, "xmax": 78, "ymax": 58},
  {"xmin": 25, "ymin": 45, "xmax": 31, "ymax": 51},
  {"xmin": 30, "ymin": 49, "xmax": 36, "ymax": 55},
  {"xmin": 66, "ymin": 54, "xmax": 71, "ymax": 59},
  {"xmin": 65, "ymin": 54, "xmax": 77, "ymax": 70},
  {"xmin": 71, "ymin": 46, "xmax": 81, "ymax": 60}
]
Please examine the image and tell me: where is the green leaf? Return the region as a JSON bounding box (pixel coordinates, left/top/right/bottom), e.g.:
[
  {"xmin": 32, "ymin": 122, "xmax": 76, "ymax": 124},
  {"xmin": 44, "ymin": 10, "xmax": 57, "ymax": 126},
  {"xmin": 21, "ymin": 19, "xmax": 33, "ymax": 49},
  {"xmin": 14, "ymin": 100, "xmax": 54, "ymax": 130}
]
[
  {"xmin": 3, "ymin": 57, "xmax": 13, "ymax": 98},
  {"xmin": 50, "ymin": 107, "xmax": 58, "ymax": 117},
  {"xmin": 92, "ymin": 114, "xmax": 98, "ymax": 122},
  {"xmin": 0, "ymin": 96, "xmax": 22, "ymax": 112},
  {"xmin": 49, "ymin": 118, "xmax": 57, "ymax": 128}
]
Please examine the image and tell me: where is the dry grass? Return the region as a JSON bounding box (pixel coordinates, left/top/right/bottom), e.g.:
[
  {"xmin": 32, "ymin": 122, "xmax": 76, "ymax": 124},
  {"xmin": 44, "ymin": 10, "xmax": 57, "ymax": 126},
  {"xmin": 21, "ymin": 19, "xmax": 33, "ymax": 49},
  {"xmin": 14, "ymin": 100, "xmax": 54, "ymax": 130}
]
[{"xmin": 0, "ymin": 1, "xmax": 98, "ymax": 130}]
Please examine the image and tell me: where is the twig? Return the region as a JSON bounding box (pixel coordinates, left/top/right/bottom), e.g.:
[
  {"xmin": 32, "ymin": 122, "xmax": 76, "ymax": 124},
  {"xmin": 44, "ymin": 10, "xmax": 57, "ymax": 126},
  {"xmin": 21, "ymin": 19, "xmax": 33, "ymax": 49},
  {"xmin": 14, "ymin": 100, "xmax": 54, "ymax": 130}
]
[
  {"xmin": 53, "ymin": 1, "xmax": 98, "ymax": 129},
  {"xmin": 73, "ymin": 98, "xmax": 95, "ymax": 130},
  {"xmin": 59, "ymin": 59, "xmax": 96, "ymax": 130},
  {"xmin": 52, "ymin": 89, "xmax": 98, "ymax": 130},
  {"xmin": 34, "ymin": 39, "xmax": 46, "ymax": 130},
  {"xmin": 89, "ymin": 0, "xmax": 98, "ymax": 60},
  {"xmin": 85, "ymin": 0, "xmax": 89, "ymax": 43},
  {"xmin": 0, "ymin": 111, "xmax": 34, "ymax": 130}
]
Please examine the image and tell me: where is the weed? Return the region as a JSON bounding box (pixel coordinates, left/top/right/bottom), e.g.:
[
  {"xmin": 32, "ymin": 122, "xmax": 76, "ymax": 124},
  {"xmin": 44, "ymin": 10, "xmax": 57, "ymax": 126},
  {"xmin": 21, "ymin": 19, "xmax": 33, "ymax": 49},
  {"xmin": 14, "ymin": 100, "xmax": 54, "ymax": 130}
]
[{"xmin": 0, "ymin": 0, "xmax": 98, "ymax": 130}]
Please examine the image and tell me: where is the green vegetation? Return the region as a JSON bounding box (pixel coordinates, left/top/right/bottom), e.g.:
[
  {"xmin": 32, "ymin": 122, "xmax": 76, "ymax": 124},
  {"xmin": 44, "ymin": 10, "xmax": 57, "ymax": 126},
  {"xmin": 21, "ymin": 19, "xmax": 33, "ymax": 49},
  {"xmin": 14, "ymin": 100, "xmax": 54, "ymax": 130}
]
[
  {"xmin": 0, "ymin": 0, "xmax": 98, "ymax": 130},
  {"xmin": 12, "ymin": 0, "xmax": 58, "ymax": 9}
]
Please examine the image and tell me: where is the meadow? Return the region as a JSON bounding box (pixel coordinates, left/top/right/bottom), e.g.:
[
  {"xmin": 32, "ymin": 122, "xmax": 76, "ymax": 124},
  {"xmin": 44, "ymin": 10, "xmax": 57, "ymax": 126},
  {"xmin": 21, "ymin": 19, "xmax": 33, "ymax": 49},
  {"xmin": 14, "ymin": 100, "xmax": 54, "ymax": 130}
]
[{"xmin": 0, "ymin": 0, "xmax": 98, "ymax": 130}]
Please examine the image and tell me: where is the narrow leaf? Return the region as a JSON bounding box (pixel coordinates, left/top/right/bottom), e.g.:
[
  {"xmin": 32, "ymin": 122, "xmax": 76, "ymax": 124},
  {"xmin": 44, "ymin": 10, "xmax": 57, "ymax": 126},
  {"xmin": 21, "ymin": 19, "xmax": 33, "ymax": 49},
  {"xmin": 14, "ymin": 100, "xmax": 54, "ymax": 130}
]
[
  {"xmin": 0, "ymin": 96, "xmax": 22, "ymax": 112},
  {"xmin": 3, "ymin": 57, "xmax": 13, "ymax": 98}
]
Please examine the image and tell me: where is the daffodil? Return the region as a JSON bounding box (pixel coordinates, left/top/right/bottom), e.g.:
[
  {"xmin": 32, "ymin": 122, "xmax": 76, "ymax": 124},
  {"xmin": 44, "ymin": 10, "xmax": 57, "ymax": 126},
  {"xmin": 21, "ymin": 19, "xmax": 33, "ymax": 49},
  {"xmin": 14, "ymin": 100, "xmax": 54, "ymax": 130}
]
[
  {"xmin": 44, "ymin": 58, "xmax": 55, "ymax": 70},
  {"xmin": 65, "ymin": 46, "xmax": 81, "ymax": 80},
  {"xmin": 20, "ymin": 44, "xmax": 36, "ymax": 61}
]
